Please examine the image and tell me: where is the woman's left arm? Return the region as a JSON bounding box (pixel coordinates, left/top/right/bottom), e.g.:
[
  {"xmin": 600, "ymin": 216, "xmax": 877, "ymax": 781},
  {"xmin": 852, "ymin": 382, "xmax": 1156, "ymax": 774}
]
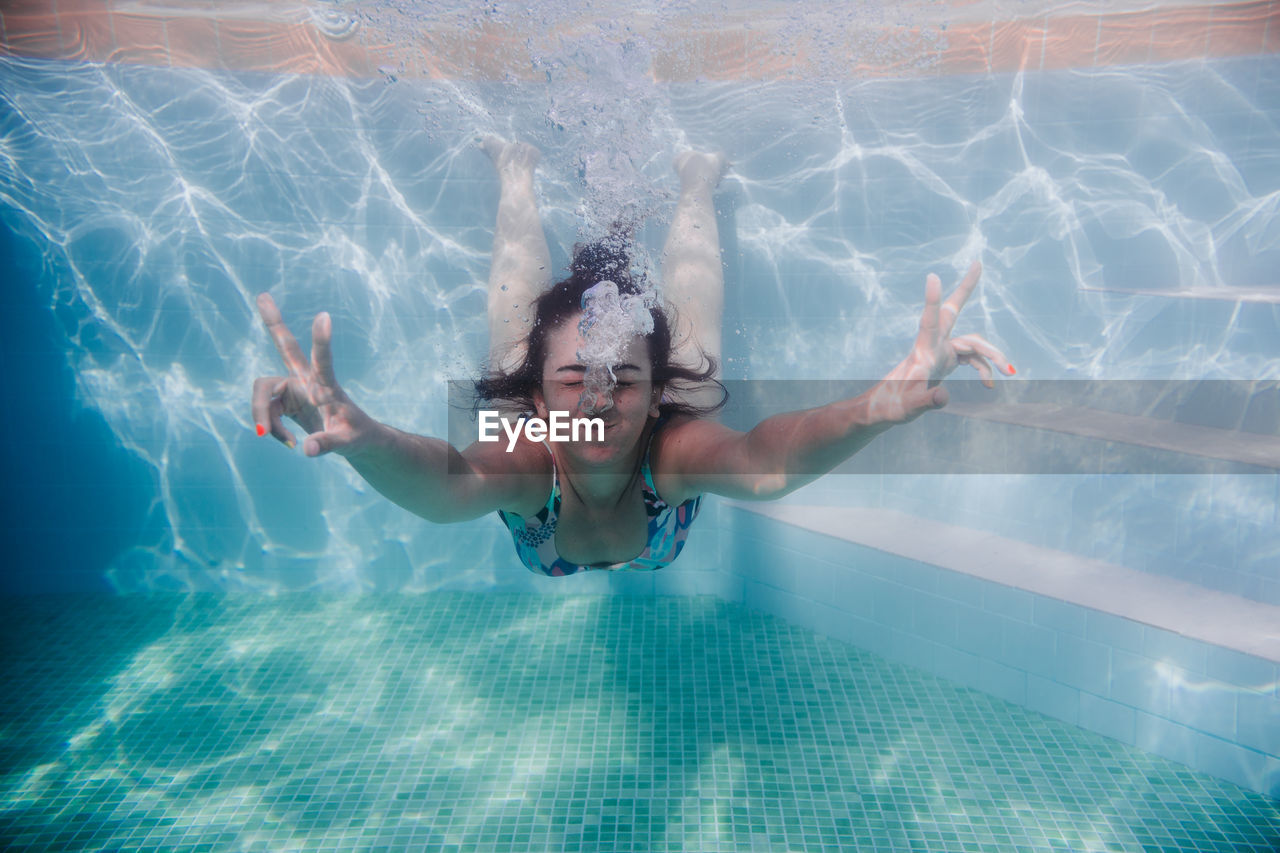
[{"xmin": 662, "ymin": 262, "xmax": 1012, "ymax": 502}]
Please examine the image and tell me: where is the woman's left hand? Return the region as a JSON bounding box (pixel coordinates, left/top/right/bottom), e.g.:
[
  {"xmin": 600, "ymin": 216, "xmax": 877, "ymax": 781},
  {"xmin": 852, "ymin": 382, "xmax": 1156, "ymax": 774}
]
[{"xmin": 869, "ymin": 261, "xmax": 1013, "ymax": 424}]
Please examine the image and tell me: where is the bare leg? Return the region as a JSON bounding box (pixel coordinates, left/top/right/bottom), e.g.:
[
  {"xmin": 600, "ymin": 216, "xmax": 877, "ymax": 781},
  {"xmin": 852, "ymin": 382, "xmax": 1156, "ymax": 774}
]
[
  {"xmin": 482, "ymin": 136, "xmax": 552, "ymax": 372},
  {"xmin": 662, "ymin": 151, "xmax": 727, "ymax": 406}
]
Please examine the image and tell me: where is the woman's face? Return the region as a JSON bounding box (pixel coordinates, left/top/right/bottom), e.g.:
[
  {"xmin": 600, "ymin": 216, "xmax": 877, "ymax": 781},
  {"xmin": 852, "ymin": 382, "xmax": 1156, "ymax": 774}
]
[{"xmin": 533, "ymin": 312, "xmax": 661, "ymax": 466}]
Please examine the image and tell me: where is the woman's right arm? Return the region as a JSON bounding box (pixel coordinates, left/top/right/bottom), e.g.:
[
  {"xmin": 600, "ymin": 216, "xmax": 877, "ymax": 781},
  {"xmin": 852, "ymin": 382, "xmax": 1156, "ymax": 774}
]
[
  {"xmin": 252, "ymin": 293, "xmax": 544, "ymax": 524},
  {"xmin": 344, "ymin": 425, "xmax": 545, "ymax": 523}
]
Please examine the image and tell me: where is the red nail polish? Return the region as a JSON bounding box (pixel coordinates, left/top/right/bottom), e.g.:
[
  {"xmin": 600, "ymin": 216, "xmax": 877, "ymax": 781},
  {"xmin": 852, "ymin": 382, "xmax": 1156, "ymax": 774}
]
[
  {"xmin": 256, "ymin": 423, "xmax": 266, "ymax": 437},
  {"xmin": 1008, "ymin": 365, "xmax": 1016, "ymax": 375}
]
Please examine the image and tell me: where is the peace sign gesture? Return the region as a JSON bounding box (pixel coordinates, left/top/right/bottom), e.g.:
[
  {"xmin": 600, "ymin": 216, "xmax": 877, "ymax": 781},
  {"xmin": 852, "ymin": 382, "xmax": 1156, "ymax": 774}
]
[
  {"xmin": 870, "ymin": 261, "xmax": 1014, "ymax": 424},
  {"xmin": 252, "ymin": 294, "xmax": 375, "ymax": 458}
]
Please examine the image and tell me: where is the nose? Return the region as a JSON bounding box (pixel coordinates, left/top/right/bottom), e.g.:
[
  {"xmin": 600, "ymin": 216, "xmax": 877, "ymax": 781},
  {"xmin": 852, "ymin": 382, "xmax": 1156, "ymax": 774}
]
[{"xmin": 580, "ymin": 387, "xmax": 614, "ymax": 416}]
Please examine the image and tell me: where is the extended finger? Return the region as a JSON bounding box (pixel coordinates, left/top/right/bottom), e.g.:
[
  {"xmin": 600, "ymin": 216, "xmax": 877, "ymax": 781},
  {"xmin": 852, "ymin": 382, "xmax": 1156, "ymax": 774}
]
[
  {"xmin": 256, "ymin": 292, "xmax": 309, "ymax": 378},
  {"xmin": 952, "ymin": 333, "xmax": 1014, "ymax": 376},
  {"xmin": 311, "ymin": 311, "xmax": 338, "ymax": 389},
  {"xmin": 251, "ymin": 376, "xmax": 274, "ymax": 435},
  {"xmin": 941, "ymin": 260, "xmax": 982, "ymax": 336},
  {"xmin": 917, "ymin": 273, "xmax": 943, "ymax": 346}
]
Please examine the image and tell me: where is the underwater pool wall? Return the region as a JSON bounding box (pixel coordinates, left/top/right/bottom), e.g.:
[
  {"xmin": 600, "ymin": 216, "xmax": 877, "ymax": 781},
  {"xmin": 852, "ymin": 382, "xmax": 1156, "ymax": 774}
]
[{"xmin": 720, "ymin": 501, "xmax": 1280, "ymax": 800}]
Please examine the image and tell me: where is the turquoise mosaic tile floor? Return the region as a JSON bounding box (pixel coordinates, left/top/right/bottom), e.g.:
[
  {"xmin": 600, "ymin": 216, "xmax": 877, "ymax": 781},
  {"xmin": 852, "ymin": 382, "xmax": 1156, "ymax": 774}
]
[{"xmin": 1, "ymin": 593, "xmax": 1277, "ymax": 852}]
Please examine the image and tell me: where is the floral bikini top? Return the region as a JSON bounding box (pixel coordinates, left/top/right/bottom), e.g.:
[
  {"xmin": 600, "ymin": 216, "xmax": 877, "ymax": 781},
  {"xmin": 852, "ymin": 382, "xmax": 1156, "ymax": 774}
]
[{"xmin": 497, "ymin": 422, "xmax": 701, "ymax": 576}]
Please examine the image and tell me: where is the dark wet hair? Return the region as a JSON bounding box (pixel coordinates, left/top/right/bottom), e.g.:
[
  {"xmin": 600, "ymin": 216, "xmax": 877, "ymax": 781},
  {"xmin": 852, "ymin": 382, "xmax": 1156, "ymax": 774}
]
[{"xmin": 474, "ymin": 237, "xmax": 726, "ymax": 420}]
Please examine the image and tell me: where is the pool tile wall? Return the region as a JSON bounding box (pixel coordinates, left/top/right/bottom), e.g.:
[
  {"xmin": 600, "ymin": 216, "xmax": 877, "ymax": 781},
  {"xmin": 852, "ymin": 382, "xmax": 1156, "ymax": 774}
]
[
  {"xmin": 757, "ymin": 412, "xmax": 1280, "ymax": 604},
  {"xmin": 722, "ymin": 503, "xmax": 1280, "ymax": 800}
]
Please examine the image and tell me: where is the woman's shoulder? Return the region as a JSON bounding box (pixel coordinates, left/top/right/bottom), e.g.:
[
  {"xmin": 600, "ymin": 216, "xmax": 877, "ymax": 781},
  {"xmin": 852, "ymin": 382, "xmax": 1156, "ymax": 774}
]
[
  {"xmin": 463, "ymin": 433, "xmax": 554, "ymax": 517},
  {"xmin": 649, "ymin": 415, "xmax": 740, "ymax": 504}
]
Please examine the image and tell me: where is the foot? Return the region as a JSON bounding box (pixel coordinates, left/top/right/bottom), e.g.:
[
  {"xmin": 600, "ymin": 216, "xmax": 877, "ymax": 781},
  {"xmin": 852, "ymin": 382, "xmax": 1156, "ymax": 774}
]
[
  {"xmin": 674, "ymin": 150, "xmax": 728, "ymax": 192},
  {"xmin": 479, "ymin": 135, "xmax": 540, "ymax": 178}
]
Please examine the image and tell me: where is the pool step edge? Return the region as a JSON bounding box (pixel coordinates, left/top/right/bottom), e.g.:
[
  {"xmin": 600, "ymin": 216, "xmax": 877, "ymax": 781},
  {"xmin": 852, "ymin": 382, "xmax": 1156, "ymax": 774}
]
[{"xmin": 722, "ymin": 500, "xmax": 1280, "ymax": 800}]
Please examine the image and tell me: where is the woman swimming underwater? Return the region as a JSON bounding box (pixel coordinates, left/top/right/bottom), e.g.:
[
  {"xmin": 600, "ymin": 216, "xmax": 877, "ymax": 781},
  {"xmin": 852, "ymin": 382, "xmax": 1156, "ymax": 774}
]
[{"xmin": 251, "ymin": 139, "xmax": 1013, "ymax": 576}]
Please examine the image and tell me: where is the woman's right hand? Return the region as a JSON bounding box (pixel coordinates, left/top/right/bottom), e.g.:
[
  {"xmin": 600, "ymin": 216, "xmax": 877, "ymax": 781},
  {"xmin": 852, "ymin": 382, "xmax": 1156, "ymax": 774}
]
[{"xmin": 252, "ymin": 293, "xmax": 377, "ymax": 458}]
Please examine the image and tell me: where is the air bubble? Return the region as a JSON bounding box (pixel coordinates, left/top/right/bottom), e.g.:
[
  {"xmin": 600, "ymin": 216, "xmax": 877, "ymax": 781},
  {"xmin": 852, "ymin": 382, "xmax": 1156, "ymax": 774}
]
[{"xmin": 575, "ymin": 280, "xmax": 655, "ymax": 410}]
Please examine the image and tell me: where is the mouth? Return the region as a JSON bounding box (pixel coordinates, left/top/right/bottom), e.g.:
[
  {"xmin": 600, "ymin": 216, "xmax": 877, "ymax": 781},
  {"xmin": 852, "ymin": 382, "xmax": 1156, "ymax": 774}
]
[{"xmin": 594, "ymin": 420, "xmax": 625, "ymax": 441}]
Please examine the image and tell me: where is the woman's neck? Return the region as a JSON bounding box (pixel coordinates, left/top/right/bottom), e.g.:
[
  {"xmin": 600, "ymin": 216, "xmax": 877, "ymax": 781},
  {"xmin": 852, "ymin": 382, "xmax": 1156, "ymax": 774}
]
[
  {"xmin": 560, "ymin": 466, "xmax": 636, "ymax": 510},
  {"xmin": 553, "ymin": 422, "xmax": 653, "ymax": 510}
]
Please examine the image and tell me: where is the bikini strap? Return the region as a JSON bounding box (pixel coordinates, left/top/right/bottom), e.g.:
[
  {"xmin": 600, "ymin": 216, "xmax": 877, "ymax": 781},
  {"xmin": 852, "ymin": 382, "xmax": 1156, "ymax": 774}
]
[
  {"xmin": 538, "ymin": 438, "xmax": 558, "ymax": 515},
  {"xmin": 640, "ymin": 417, "xmax": 665, "ymax": 504}
]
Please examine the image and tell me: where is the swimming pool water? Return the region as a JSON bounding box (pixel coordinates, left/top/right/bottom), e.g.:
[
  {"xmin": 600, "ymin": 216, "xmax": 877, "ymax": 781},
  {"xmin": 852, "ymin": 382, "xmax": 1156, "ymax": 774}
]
[
  {"xmin": 2, "ymin": 593, "xmax": 1277, "ymax": 851},
  {"xmin": 1, "ymin": 1, "xmax": 1278, "ymax": 846},
  {"xmin": 3, "ymin": 52, "xmax": 1277, "ymax": 600}
]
